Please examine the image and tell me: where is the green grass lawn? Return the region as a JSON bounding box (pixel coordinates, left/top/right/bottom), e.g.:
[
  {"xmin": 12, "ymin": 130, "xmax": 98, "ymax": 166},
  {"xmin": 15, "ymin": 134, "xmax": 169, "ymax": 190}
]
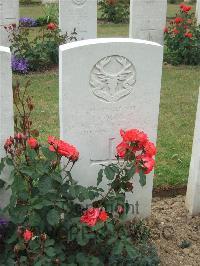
[{"xmin": 16, "ymin": 3, "xmax": 200, "ymax": 188}]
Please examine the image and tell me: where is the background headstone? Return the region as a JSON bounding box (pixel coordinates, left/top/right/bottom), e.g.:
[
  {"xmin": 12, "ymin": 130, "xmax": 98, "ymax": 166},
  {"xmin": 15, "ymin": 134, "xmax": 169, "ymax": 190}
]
[
  {"xmin": 186, "ymin": 88, "xmax": 200, "ymax": 215},
  {"xmin": 0, "ymin": 0, "xmax": 19, "ymax": 46},
  {"xmin": 129, "ymin": 0, "xmax": 167, "ymax": 45},
  {"xmin": 59, "ymin": 0, "xmax": 97, "ymax": 41},
  {"xmin": 0, "ymin": 46, "xmax": 14, "ymax": 209},
  {"xmin": 59, "ymin": 38, "xmax": 163, "ymax": 218},
  {"xmin": 196, "ymin": 0, "xmax": 200, "ymax": 25}
]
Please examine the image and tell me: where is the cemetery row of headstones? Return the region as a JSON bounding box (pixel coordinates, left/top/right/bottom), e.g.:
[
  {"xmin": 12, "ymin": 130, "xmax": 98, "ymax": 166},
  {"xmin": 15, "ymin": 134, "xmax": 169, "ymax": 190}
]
[{"xmin": 0, "ymin": 0, "xmax": 200, "ymax": 218}]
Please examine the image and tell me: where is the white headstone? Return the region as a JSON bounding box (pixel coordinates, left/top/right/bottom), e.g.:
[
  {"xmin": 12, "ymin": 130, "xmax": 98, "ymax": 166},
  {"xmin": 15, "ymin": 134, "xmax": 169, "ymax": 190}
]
[
  {"xmin": 59, "ymin": 0, "xmax": 97, "ymax": 41},
  {"xmin": 186, "ymin": 88, "xmax": 200, "ymax": 215},
  {"xmin": 0, "ymin": 0, "xmax": 19, "ymax": 46},
  {"xmin": 0, "ymin": 46, "xmax": 14, "ymax": 209},
  {"xmin": 129, "ymin": 0, "xmax": 167, "ymax": 45},
  {"xmin": 196, "ymin": 0, "xmax": 200, "ymax": 25},
  {"xmin": 59, "ymin": 39, "xmax": 163, "ymax": 218}
]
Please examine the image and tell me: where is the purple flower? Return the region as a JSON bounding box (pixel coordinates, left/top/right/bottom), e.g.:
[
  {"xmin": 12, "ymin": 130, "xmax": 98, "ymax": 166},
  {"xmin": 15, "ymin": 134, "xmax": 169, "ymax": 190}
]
[
  {"xmin": 19, "ymin": 17, "xmax": 37, "ymax": 27},
  {"xmin": 0, "ymin": 218, "xmax": 8, "ymax": 227},
  {"xmin": 12, "ymin": 56, "xmax": 29, "ymax": 74}
]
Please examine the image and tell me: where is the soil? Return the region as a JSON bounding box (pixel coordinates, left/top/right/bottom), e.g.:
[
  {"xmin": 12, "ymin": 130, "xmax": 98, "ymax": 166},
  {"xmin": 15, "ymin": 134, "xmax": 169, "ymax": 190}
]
[{"xmin": 146, "ymin": 195, "xmax": 200, "ymax": 266}]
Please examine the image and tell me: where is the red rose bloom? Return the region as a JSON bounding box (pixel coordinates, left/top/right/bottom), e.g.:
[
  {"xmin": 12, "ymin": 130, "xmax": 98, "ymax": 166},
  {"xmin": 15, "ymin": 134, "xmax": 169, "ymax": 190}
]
[
  {"xmin": 80, "ymin": 208, "xmax": 100, "ymax": 227},
  {"xmin": 23, "ymin": 229, "xmax": 33, "ymax": 241},
  {"xmin": 174, "ymin": 17, "xmax": 183, "ymax": 24},
  {"xmin": 185, "ymin": 32, "xmax": 192, "ymax": 38},
  {"xmin": 27, "ymin": 138, "xmax": 38, "ymax": 149},
  {"xmin": 182, "ymin": 5, "xmax": 192, "ymax": 13},
  {"xmin": 143, "ymin": 141, "xmax": 156, "ymax": 157},
  {"xmin": 99, "ymin": 210, "xmax": 109, "ymax": 222},
  {"xmin": 164, "ymin": 27, "xmax": 168, "ymax": 33},
  {"xmin": 120, "ymin": 129, "xmax": 148, "ymax": 151},
  {"xmin": 136, "ymin": 155, "xmax": 155, "ymax": 174},
  {"xmin": 48, "ymin": 136, "xmax": 79, "ymax": 161},
  {"xmin": 116, "ymin": 141, "xmax": 128, "ymax": 158},
  {"xmin": 47, "ymin": 23, "xmax": 57, "ymax": 30},
  {"xmin": 173, "ymin": 28, "xmax": 179, "ymax": 35}
]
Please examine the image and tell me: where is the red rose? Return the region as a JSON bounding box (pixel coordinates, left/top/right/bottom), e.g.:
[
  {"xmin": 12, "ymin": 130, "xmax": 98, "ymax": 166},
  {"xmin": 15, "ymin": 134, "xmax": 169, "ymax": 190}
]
[
  {"xmin": 180, "ymin": 4, "xmax": 192, "ymax": 13},
  {"xmin": 143, "ymin": 141, "xmax": 156, "ymax": 157},
  {"xmin": 4, "ymin": 137, "xmax": 13, "ymax": 148},
  {"xmin": 116, "ymin": 141, "xmax": 128, "ymax": 158},
  {"xmin": 185, "ymin": 32, "xmax": 192, "ymax": 38},
  {"xmin": 47, "ymin": 23, "xmax": 57, "ymax": 30},
  {"xmin": 120, "ymin": 129, "xmax": 148, "ymax": 151},
  {"xmin": 23, "ymin": 229, "xmax": 33, "ymax": 241},
  {"xmin": 48, "ymin": 136, "xmax": 79, "ymax": 161},
  {"xmin": 27, "ymin": 138, "xmax": 38, "ymax": 149},
  {"xmin": 164, "ymin": 27, "xmax": 168, "ymax": 33},
  {"xmin": 117, "ymin": 205, "xmax": 124, "ymax": 214},
  {"xmin": 173, "ymin": 28, "xmax": 179, "ymax": 35},
  {"xmin": 136, "ymin": 155, "xmax": 155, "ymax": 174},
  {"xmin": 80, "ymin": 208, "xmax": 100, "ymax": 227},
  {"xmin": 99, "ymin": 210, "xmax": 109, "ymax": 222},
  {"xmin": 174, "ymin": 17, "xmax": 183, "ymax": 24}
]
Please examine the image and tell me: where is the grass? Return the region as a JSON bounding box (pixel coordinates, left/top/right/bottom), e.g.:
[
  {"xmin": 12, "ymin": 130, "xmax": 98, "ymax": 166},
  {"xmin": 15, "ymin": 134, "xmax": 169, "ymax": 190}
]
[{"xmin": 15, "ymin": 3, "xmax": 200, "ymax": 187}]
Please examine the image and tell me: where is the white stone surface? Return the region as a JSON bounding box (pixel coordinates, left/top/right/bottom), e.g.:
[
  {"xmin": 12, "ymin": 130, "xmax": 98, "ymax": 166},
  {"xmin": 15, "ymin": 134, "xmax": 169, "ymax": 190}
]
[
  {"xmin": 0, "ymin": 0, "xmax": 19, "ymax": 46},
  {"xmin": 196, "ymin": 0, "xmax": 200, "ymax": 25},
  {"xmin": 186, "ymin": 88, "xmax": 200, "ymax": 215},
  {"xmin": 129, "ymin": 0, "xmax": 167, "ymax": 45},
  {"xmin": 59, "ymin": 38, "xmax": 163, "ymax": 218},
  {"xmin": 59, "ymin": 0, "xmax": 97, "ymax": 41},
  {"xmin": 42, "ymin": 0, "xmax": 58, "ymax": 3},
  {"xmin": 0, "ymin": 46, "xmax": 14, "ymax": 209}
]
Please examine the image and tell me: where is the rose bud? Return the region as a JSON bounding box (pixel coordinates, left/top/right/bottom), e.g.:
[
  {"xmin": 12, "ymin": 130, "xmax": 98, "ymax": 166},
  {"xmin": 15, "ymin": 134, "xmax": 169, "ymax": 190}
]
[
  {"xmin": 27, "ymin": 138, "xmax": 39, "ymax": 149},
  {"xmin": 40, "ymin": 233, "xmax": 47, "ymax": 241},
  {"xmin": 54, "ymin": 258, "xmax": 61, "ymax": 265},
  {"xmin": 23, "ymin": 229, "xmax": 33, "ymax": 241},
  {"xmin": 117, "ymin": 205, "xmax": 124, "ymax": 214},
  {"xmin": 125, "ymin": 182, "xmax": 134, "ymax": 192},
  {"xmin": 17, "ymin": 226, "xmax": 23, "ymax": 237}
]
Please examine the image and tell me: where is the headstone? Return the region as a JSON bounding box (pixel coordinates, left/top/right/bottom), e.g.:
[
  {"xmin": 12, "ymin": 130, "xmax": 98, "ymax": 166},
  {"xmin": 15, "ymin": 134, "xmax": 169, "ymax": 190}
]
[
  {"xmin": 129, "ymin": 0, "xmax": 167, "ymax": 45},
  {"xmin": 59, "ymin": 0, "xmax": 97, "ymax": 41},
  {"xmin": 0, "ymin": 0, "xmax": 19, "ymax": 46},
  {"xmin": 42, "ymin": 0, "xmax": 58, "ymax": 3},
  {"xmin": 59, "ymin": 38, "xmax": 163, "ymax": 218},
  {"xmin": 186, "ymin": 88, "xmax": 200, "ymax": 215},
  {"xmin": 196, "ymin": 0, "xmax": 200, "ymax": 25},
  {"xmin": 0, "ymin": 46, "xmax": 14, "ymax": 209}
]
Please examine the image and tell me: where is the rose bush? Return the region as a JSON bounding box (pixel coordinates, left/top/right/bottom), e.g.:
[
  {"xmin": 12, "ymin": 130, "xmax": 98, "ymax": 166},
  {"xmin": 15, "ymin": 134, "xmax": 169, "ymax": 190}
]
[
  {"xmin": 164, "ymin": 4, "xmax": 200, "ymax": 65},
  {"xmin": 5, "ymin": 24, "xmax": 77, "ymax": 72},
  {"xmin": 0, "ymin": 82, "xmax": 159, "ymax": 265}
]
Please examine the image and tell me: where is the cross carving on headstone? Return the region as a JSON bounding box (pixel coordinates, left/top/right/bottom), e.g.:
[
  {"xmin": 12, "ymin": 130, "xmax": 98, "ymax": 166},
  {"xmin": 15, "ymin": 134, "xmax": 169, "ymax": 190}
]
[{"xmin": 90, "ymin": 138, "xmax": 118, "ymax": 166}]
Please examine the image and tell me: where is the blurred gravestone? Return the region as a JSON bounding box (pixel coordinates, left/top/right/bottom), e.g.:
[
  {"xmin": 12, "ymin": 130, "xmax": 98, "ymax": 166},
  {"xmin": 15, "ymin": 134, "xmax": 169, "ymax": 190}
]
[
  {"xmin": 0, "ymin": 0, "xmax": 19, "ymax": 46},
  {"xmin": 59, "ymin": 0, "xmax": 97, "ymax": 41},
  {"xmin": 0, "ymin": 46, "xmax": 14, "ymax": 208},
  {"xmin": 129, "ymin": 0, "xmax": 167, "ymax": 45}
]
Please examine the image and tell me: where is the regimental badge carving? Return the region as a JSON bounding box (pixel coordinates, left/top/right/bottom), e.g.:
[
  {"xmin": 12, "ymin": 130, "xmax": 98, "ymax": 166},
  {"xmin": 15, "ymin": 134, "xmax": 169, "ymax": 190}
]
[
  {"xmin": 90, "ymin": 55, "xmax": 136, "ymax": 102},
  {"xmin": 72, "ymin": 0, "xmax": 87, "ymax": 5}
]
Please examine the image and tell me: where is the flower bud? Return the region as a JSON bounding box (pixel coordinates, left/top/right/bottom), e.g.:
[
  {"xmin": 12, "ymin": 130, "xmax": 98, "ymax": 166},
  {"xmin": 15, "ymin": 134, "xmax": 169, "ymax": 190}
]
[
  {"xmin": 40, "ymin": 233, "xmax": 47, "ymax": 241},
  {"xmin": 125, "ymin": 182, "xmax": 134, "ymax": 192}
]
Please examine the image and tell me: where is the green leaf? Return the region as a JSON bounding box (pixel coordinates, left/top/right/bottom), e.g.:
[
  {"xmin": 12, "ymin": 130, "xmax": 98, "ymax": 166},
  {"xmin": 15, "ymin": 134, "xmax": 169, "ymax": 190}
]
[
  {"xmin": 47, "ymin": 209, "xmax": 60, "ymax": 226},
  {"xmin": 76, "ymin": 229, "xmax": 89, "ymax": 246},
  {"xmin": 45, "ymin": 246, "xmax": 56, "ymax": 257},
  {"xmin": 6, "ymin": 158, "xmax": 14, "ymax": 166},
  {"xmin": 42, "ymin": 147, "xmax": 57, "ymax": 160},
  {"xmin": 112, "ymin": 240, "xmax": 124, "ymax": 255},
  {"xmin": 127, "ymin": 165, "xmax": 136, "ymax": 179},
  {"xmin": 97, "ymin": 169, "xmax": 103, "ymax": 186},
  {"xmin": 29, "ymin": 211, "xmax": 42, "ymax": 227},
  {"xmin": 38, "ymin": 176, "xmax": 53, "ymax": 195},
  {"xmin": 0, "ymin": 158, "xmax": 5, "ymax": 174},
  {"xmin": 139, "ymin": 171, "xmax": 146, "ymax": 187},
  {"xmin": 44, "ymin": 239, "xmax": 55, "ymax": 247},
  {"xmin": 104, "ymin": 166, "xmax": 115, "ymax": 180}
]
